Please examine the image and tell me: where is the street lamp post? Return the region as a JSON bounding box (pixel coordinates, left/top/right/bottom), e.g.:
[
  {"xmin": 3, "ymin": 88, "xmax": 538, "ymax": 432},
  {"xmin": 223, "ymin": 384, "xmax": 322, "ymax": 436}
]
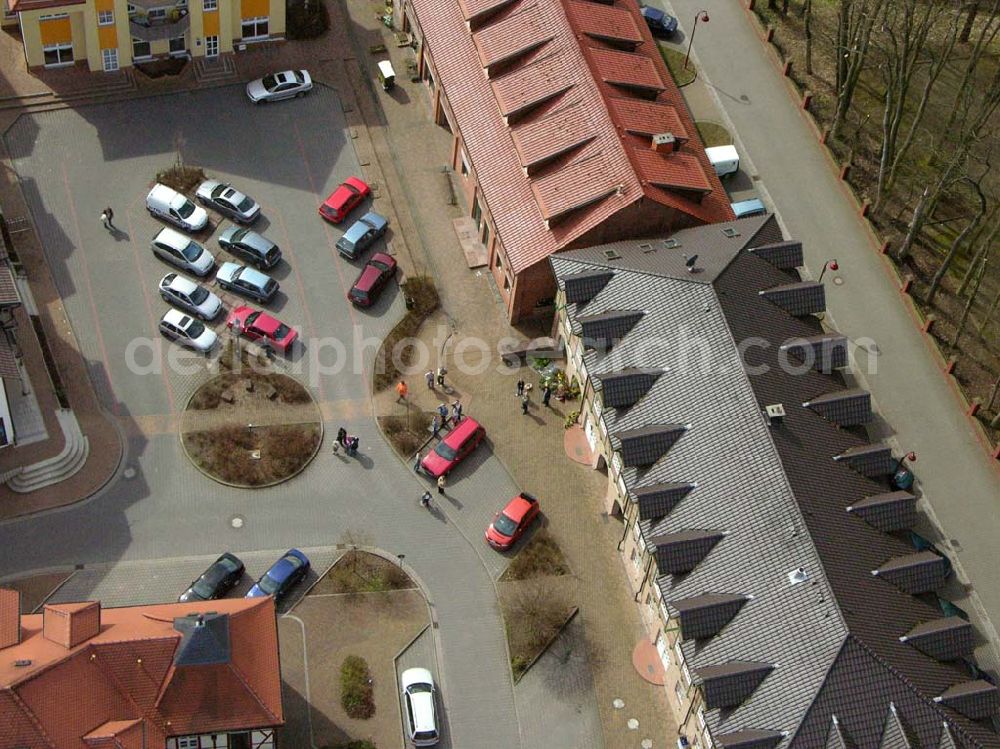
[
  {"xmin": 683, "ymin": 10, "xmax": 710, "ymax": 71},
  {"xmin": 818, "ymin": 258, "xmax": 839, "ymax": 283}
]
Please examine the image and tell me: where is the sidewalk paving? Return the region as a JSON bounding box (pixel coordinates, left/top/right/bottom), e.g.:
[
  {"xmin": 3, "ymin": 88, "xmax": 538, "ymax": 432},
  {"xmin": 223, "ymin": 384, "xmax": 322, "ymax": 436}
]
[{"xmin": 654, "ymin": 0, "xmax": 1000, "ymax": 670}]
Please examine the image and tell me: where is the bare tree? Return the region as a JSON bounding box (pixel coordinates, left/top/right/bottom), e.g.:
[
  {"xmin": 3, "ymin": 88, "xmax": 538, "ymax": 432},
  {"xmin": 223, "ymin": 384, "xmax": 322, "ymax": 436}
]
[
  {"xmin": 952, "ymin": 251, "xmax": 990, "ymax": 348},
  {"xmin": 958, "ymin": 205, "xmax": 1000, "ymax": 295},
  {"xmin": 804, "ymin": 0, "xmax": 815, "ymax": 74},
  {"xmin": 927, "ymin": 175, "xmax": 988, "ymax": 306},
  {"xmin": 831, "ymin": 0, "xmax": 887, "ymax": 142},
  {"xmin": 961, "ymin": 0, "xmax": 982, "ymax": 42},
  {"xmin": 945, "ymin": 0, "xmax": 1000, "ymax": 134}
]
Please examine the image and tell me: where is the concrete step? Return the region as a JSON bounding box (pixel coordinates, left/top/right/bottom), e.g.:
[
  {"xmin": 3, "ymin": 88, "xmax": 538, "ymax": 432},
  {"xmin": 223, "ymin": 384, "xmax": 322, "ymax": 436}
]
[
  {"xmin": 195, "ymin": 56, "xmax": 238, "ymax": 84},
  {"xmin": 0, "ymin": 70, "xmax": 136, "ymax": 112},
  {"xmin": 6, "ymin": 410, "xmax": 90, "ymax": 494}
]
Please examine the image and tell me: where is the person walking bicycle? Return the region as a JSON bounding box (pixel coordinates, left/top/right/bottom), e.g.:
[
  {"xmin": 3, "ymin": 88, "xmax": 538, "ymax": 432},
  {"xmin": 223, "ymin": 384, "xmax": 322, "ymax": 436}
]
[{"xmin": 420, "ymin": 491, "xmax": 432, "ymax": 509}]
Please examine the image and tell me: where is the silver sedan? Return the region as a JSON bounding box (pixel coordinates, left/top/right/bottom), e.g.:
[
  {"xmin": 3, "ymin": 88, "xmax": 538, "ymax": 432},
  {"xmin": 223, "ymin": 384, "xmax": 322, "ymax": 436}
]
[{"xmin": 246, "ymin": 70, "xmax": 312, "ymax": 103}]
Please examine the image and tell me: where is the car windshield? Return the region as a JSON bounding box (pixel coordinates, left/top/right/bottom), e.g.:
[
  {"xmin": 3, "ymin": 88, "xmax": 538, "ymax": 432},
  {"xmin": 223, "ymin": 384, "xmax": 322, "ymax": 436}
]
[
  {"xmin": 293, "ymin": 71, "xmax": 305, "ymax": 84},
  {"xmin": 237, "ymin": 196, "xmax": 255, "ymax": 212},
  {"xmin": 339, "ymin": 238, "xmax": 356, "ymax": 251},
  {"xmin": 344, "ymin": 183, "xmax": 360, "ymax": 197},
  {"xmin": 262, "ymin": 74, "xmax": 278, "ymax": 90},
  {"xmin": 274, "ymin": 324, "xmax": 290, "ymax": 339},
  {"xmin": 434, "ymin": 442, "xmax": 457, "ymax": 461},
  {"xmin": 408, "ymin": 682, "xmax": 433, "ymax": 694},
  {"xmin": 259, "ymin": 572, "xmax": 281, "ymax": 594},
  {"xmin": 494, "ymin": 513, "xmax": 518, "ymax": 536},
  {"xmin": 219, "ymin": 556, "xmax": 240, "ymax": 571},
  {"xmin": 191, "ymin": 577, "xmax": 215, "ymax": 598},
  {"xmin": 177, "ymin": 200, "xmax": 195, "ymax": 219},
  {"xmin": 186, "ymin": 320, "xmax": 206, "ymax": 338},
  {"xmin": 181, "ymin": 242, "xmax": 203, "ymax": 261},
  {"xmin": 231, "ymin": 228, "xmax": 249, "ymax": 243},
  {"xmin": 371, "ymin": 260, "xmax": 390, "ymax": 272},
  {"xmin": 245, "ymin": 311, "xmax": 261, "ymax": 327},
  {"xmin": 189, "ymin": 286, "xmax": 209, "ymax": 304}
]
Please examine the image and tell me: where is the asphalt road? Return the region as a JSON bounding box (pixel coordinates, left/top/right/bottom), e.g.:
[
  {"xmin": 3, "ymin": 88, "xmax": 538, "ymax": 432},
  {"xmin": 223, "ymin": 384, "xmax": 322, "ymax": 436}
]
[{"xmin": 0, "ymin": 88, "xmax": 523, "ymax": 749}]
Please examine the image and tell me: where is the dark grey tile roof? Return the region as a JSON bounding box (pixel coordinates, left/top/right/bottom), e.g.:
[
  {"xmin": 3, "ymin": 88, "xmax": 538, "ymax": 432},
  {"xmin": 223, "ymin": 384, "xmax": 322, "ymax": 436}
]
[
  {"xmin": 172, "ymin": 613, "xmax": 231, "ymax": 666},
  {"xmin": 0, "ymin": 264, "xmax": 19, "ymax": 307},
  {"xmin": 833, "ymin": 444, "xmax": 894, "ymax": 478},
  {"xmin": 612, "ymin": 423, "xmax": 688, "ymax": 466},
  {"xmin": 596, "ymin": 367, "xmax": 664, "ymax": 408},
  {"xmin": 650, "ymin": 529, "xmax": 726, "ymax": 574},
  {"xmin": 748, "ymin": 239, "xmax": 804, "ymax": 270},
  {"xmin": 873, "ymin": 552, "xmax": 950, "ymax": 594},
  {"xmin": 846, "ymin": 491, "xmax": 918, "ymax": 532},
  {"xmin": 759, "ymin": 282, "xmax": 826, "ymax": 317},
  {"xmin": 550, "ymin": 222, "xmax": 1000, "ymax": 749},
  {"xmin": 803, "ymin": 389, "xmax": 873, "ymax": 427},
  {"xmin": 902, "ymin": 618, "xmax": 975, "ymax": 662},
  {"xmin": 633, "ymin": 482, "xmax": 696, "ymax": 520},
  {"xmin": 696, "ymin": 661, "xmax": 775, "ymax": 710},
  {"xmin": 825, "ymin": 715, "xmax": 858, "ymax": 749},
  {"xmin": 717, "ymin": 729, "xmax": 787, "ymax": 749},
  {"xmin": 669, "ymin": 593, "xmax": 749, "ymax": 640},
  {"xmin": 562, "ymin": 268, "xmax": 614, "ymax": 304},
  {"xmin": 575, "ymin": 309, "xmax": 645, "ymax": 348},
  {"xmin": 779, "ymin": 334, "xmax": 850, "ymax": 372},
  {"xmin": 934, "ymin": 682, "xmax": 1000, "ymax": 721},
  {"xmin": 880, "ymin": 702, "xmax": 917, "ymax": 749}
]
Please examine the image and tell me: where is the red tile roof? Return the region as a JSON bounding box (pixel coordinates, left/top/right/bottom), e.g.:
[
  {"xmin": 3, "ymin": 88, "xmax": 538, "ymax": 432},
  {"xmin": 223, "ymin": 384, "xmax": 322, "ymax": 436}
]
[
  {"xmin": 0, "ymin": 596, "xmax": 282, "ymax": 748},
  {"xmin": 7, "ymin": 0, "xmax": 85, "ymax": 12},
  {"xmin": 410, "ymin": 0, "xmax": 732, "ymax": 274},
  {"xmin": 565, "ymin": 0, "xmax": 643, "ymax": 45},
  {"xmin": 0, "ymin": 589, "xmax": 18, "ymax": 650}
]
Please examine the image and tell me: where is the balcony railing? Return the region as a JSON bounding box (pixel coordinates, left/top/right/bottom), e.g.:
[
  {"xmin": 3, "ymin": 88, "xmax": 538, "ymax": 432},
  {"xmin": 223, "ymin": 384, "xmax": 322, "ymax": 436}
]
[{"xmin": 129, "ymin": 8, "xmax": 189, "ymax": 41}]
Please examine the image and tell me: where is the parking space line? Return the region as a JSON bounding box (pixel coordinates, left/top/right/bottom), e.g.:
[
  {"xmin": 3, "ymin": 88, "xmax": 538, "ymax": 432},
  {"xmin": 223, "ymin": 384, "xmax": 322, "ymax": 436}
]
[
  {"xmin": 280, "ymin": 614, "xmax": 317, "ymax": 749},
  {"xmin": 59, "ymin": 161, "xmax": 120, "ymax": 417}
]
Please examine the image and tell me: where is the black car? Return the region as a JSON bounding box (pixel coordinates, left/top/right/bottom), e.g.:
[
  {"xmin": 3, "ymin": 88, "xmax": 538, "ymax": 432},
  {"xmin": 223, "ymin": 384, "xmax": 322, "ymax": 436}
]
[
  {"xmin": 218, "ymin": 226, "xmax": 282, "ymax": 269},
  {"xmin": 179, "ymin": 552, "xmax": 245, "ymax": 602}
]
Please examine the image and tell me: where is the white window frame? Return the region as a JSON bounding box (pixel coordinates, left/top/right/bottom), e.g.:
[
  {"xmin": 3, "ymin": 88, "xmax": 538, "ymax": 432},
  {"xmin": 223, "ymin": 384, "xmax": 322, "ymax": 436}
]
[
  {"xmin": 674, "ymin": 680, "xmax": 686, "ymax": 706},
  {"xmin": 202, "ymin": 0, "xmax": 216, "ymax": 11},
  {"xmin": 42, "ymin": 42, "xmax": 74, "ymax": 67},
  {"xmin": 204, "ymin": 34, "xmax": 219, "ymax": 56},
  {"xmin": 38, "ymin": 11, "xmax": 68, "ymax": 18},
  {"xmin": 131, "ymin": 37, "xmax": 152, "ymax": 59},
  {"xmin": 101, "ymin": 47, "xmax": 119, "ymax": 70},
  {"xmin": 97, "ymin": 9, "xmax": 114, "ymax": 24},
  {"xmin": 240, "ymin": 14, "xmax": 269, "ymax": 40}
]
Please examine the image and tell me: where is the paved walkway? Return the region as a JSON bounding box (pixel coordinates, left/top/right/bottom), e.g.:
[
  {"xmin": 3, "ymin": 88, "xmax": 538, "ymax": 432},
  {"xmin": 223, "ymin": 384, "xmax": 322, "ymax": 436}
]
[{"xmin": 654, "ymin": 0, "xmax": 1000, "ymax": 667}]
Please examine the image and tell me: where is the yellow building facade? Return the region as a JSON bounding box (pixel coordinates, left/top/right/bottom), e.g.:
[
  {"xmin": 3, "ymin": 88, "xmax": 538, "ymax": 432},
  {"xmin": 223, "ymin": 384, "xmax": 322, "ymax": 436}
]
[{"xmin": 5, "ymin": 0, "xmax": 283, "ymax": 72}]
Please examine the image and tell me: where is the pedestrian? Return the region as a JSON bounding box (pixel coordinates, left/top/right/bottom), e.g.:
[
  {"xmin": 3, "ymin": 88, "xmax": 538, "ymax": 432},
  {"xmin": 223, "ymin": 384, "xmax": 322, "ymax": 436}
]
[
  {"xmin": 516, "ymin": 377, "xmax": 525, "ymax": 396},
  {"xmin": 521, "ymin": 393, "xmax": 529, "ymax": 415},
  {"xmin": 437, "ymin": 474, "xmax": 446, "ymax": 495},
  {"xmin": 425, "ymin": 370, "xmax": 435, "ymax": 389},
  {"xmin": 347, "ymin": 435, "xmax": 359, "ymax": 455},
  {"xmin": 104, "ymin": 206, "xmax": 114, "ymax": 229},
  {"xmin": 437, "ymin": 366, "xmax": 447, "ymax": 388},
  {"xmin": 432, "ymin": 415, "xmax": 440, "ymax": 438},
  {"xmin": 413, "ymin": 452, "xmax": 422, "ymax": 472},
  {"xmin": 542, "ymin": 385, "xmax": 552, "ymax": 407},
  {"xmin": 452, "ymin": 400, "xmax": 462, "ymax": 423},
  {"xmin": 337, "ymin": 427, "xmax": 347, "ymax": 446},
  {"xmin": 332, "ymin": 439, "xmax": 341, "ymax": 456},
  {"xmin": 396, "ymin": 380, "xmax": 408, "ymax": 402},
  {"xmin": 437, "ymin": 402, "xmax": 449, "ymax": 425},
  {"xmin": 100, "ymin": 210, "xmax": 110, "ymax": 230},
  {"xmin": 420, "ymin": 491, "xmax": 432, "ymax": 508}
]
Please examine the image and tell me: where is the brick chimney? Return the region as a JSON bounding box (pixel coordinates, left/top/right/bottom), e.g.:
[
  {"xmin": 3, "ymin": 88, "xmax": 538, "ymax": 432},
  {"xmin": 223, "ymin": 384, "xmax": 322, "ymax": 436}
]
[
  {"xmin": 651, "ymin": 132, "xmax": 678, "ymax": 153},
  {"xmin": 43, "ymin": 601, "xmax": 101, "ymax": 648},
  {"xmin": 0, "ymin": 588, "xmax": 20, "ymax": 649}
]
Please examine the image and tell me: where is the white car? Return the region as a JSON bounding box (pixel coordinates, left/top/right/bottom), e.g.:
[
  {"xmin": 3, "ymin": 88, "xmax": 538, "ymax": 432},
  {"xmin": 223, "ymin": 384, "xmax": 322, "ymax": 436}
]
[
  {"xmin": 151, "ymin": 227, "xmax": 215, "ymax": 277},
  {"xmin": 146, "ymin": 183, "xmax": 209, "ymax": 232},
  {"xmin": 246, "ymin": 70, "xmax": 312, "ymax": 103},
  {"xmin": 196, "ymin": 180, "xmax": 261, "ymax": 224},
  {"xmin": 400, "ymin": 668, "xmax": 439, "ymax": 746},
  {"xmin": 158, "ymin": 308, "xmax": 218, "ymax": 353},
  {"xmin": 159, "ymin": 273, "xmax": 222, "ymax": 320}
]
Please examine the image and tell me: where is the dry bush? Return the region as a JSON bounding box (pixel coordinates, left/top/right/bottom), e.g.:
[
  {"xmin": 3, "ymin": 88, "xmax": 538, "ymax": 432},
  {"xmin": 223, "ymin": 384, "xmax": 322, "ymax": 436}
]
[
  {"xmin": 503, "ymin": 579, "xmax": 574, "ymax": 680},
  {"xmin": 340, "ymin": 655, "xmax": 375, "ymax": 720},
  {"xmin": 373, "ymin": 276, "xmax": 440, "ymax": 391},
  {"xmin": 377, "ymin": 412, "xmax": 433, "ymax": 457},
  {"xmin": 501, "ymin": 528, "xmax": 570, "ymax": 581},
  {"xmin": 155, "ymin": 163, "xmax": 206, "ymax": 194},
  {"xmin": 268, "ymin": 373, "xmax": 314, "ymax": 404}
]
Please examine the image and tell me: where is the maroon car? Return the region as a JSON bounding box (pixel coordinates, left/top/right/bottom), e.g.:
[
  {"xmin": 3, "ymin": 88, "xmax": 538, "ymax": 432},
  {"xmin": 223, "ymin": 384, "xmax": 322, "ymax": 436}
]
[
  {"xmin": 348, "ymin": 252, "xmax": 397, "ymax": 307},
  {"xmin": 226, "ymin": 305, "xmax": 298, "ymax": 353}
]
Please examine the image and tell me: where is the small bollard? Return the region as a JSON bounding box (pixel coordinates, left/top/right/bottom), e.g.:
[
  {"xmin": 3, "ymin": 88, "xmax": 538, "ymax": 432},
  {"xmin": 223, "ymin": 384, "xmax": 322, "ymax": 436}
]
[
  {"xmin": 839, "ymin": 163, "xmax": 851, "ymax": 181},
  {"xmin": 765, "ymin": 26, "xmax": 775, "ymax": 42},
  {"xmin": 921, "ymin": 315, "xmax": 935, "ymax": 333},
  {"xmin": 879, "ymin": 240, "xmax": 891, "ymax": 255},
  {"xmin": 967, "ymin": 399, "xmax": 981, "ymax": 417},
  {"xmin": 783, "ymin": 60, "xmax": 793, "ymax": 77},
  {"xmin": 801, "ymin": 90, "xmax": 812, "ymax": 110},
  {"xmin": 945, "ymin": 357, "xmax": 957, "ymax": 375},
  {"xmin": 901, "ymin": 276, "xmax": 914, "ymax": 294}
]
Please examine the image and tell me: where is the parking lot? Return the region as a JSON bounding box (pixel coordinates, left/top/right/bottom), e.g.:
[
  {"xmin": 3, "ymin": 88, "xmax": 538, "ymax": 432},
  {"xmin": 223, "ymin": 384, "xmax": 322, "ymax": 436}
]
[{"xmin": 4, "ymin": 84, "xmax": 403, "ymax": 417}]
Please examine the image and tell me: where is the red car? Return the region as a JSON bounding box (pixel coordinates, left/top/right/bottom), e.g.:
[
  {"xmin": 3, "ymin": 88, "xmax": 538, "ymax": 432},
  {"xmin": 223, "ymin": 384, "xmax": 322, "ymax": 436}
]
[
  {"xmin": 485, "ymin": 493, "xmax": 540, "ymax": 550},
  {"xmin": 420, "ymin": 418, "xmax": 485, "ymax": 478},
  {"xmin": 319, "ymin": 176, "xmax": 370, "ymax": 223},
  {"xmin": 226, "ymin": 305, "xmax": 298, "ymax": 353},
  {"xmin": 348, "ymin": 252, "xmax": 397, "ymax": 307}
]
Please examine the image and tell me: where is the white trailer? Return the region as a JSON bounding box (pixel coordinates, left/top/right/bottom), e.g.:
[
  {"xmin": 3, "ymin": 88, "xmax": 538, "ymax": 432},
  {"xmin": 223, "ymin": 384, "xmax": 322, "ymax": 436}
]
[{"xmin": 705, "ymin": 144, "xmax": 740, "ymax": 178}]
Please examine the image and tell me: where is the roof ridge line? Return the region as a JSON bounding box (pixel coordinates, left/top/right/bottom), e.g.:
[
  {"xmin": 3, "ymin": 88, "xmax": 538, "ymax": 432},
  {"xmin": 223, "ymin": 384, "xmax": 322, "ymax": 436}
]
[{"xmin": 226, "ymin": 658, "xmax": 282, "ymax": 725}]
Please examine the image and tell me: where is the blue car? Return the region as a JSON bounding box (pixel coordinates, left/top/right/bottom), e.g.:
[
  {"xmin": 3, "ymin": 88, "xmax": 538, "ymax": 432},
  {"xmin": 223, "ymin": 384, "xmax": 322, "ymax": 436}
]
[
  {"xmin": 336, "ymin": 211, "xmax": 389, "ymax": 260},
  {"xmin": 246, "ymin": 549, "xmax": 311, "ymax": 600},
  {"xmin": 730, "ymin": 198, "xmax": 767, "ymax": 219},
  {"xmin": 640, "ymin": 6, "xmax": 678, "ymax": 36}
]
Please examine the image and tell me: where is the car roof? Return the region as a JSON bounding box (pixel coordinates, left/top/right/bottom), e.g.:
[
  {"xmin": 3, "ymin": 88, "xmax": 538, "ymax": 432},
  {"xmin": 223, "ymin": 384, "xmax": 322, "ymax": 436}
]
[
  {"xmin": 164, "ymin": 274, "xmax": 198, "ymax": 295},
  {"xmin": 345, "ymin": 176, "xmax": 369, "ymax": 192},
  {"xmin": 370, "ymin": 252, "xmax": 395, "ymax": 267},
  {"xmin": 360, "ymin": 211, "xmax": 387, "ymax": 229},
  {"xmin": 504, "ymin": 495, "xmax": 534, "ymax": 521},
  {"xmin": 343, "ymin": 219, "xmax": 373, "ymax": 243},
  {"xmin": 162, "ymin": 308, "xmax": 193, "ymax": 327},
  {"xmin": 149, "ymin": 183, "xmax": 180, "ymax": 201},
  {"xmin": 237, "ymin": 266, "xmax": 272, "ymax": 288},
  {"xmin": 641, "ymin": 5, "xmax": 664, "ymax": 20},
  {"xmin": 155, "ymin": 227, "xmax": 191, "ymax": 250},
  {"xmin": 443, "ymin": 417, "xmax": 481, "ymax": 447},
  {"xmin": 267, "ymin": 549, "xmax": 307, "ymax": 581},
  {"xmin": 237, "ymin": 230, "xmax": 273, "ymax": 252},
  {"xmin": 250, "ymin": 312, "xmax": 282, "ymax": 334},
  {"xmin": 401, "ymin": 667, "xmax": 434, "ymax": 689}
]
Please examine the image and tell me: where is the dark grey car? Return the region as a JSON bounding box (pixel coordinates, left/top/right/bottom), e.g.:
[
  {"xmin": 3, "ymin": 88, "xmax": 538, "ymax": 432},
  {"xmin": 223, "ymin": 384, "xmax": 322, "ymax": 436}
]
[{"xmin": 218, "ymin": 226, "xmax": 282, "ymax": 269}]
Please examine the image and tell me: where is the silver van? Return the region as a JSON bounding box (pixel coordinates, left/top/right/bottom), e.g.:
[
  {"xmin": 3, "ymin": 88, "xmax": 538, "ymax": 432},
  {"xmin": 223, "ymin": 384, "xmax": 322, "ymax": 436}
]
[{"xmin": 146, "ymin": 184, "xmax": 209, "ymax": 232}]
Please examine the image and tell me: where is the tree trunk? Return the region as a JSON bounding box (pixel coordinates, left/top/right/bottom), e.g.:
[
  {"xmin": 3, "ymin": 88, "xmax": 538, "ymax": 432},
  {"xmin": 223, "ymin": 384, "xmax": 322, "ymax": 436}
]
[
  {"xmin": 945, "ymin": 0, "xmax": 1000, "ymax": 134},
  {"xmin": 952, "ymin": 253, "xmax": 989, "ymax": 348},
  {"xmin": 804, "ymin": 0, "xmax": 814, "ymax": 74},
  {"xmin": 988, "ymin": 372, "xmax": 1000, "ymax": 410},
  {"xmin": 782, "ymin": 0, "xmax": 790, "ymax": 15},
  {"xmin": 958, "ymin": 208, "xmax": 1000, "ymax": 296},
  {"xmin": 896, "ymin": 186, "xmax": 930, "ymax": 261},
  {"xmin": 961, "ymin": 1, "xmax": 981, "ymax": 43},
  {"xmin": 831, "ymin": 0, "xmax": 884, "ymax": 142},
  {"xmin": 927, "ymin": 178, "xmax": 988, "ymax": 306},
  {"xmin": 979, "ymin": 285, "xmax": 1000, "ymax": 334}
]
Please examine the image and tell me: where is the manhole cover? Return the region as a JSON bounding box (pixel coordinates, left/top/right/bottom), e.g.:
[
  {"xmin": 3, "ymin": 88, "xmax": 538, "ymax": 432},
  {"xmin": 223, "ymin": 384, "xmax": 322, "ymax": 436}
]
[
  {"xmin": 628, "ymin": 718, "xmax": 639, "ymax": 730},
  {"xmin": 123, "ymin": 466, "xmax": 136, "ymax": 479},
  {"xmin": 612, "ymin": 698, "xmax": 625, "ymax": 709},
  {"xmin": 231, "ymin": 515, "xmax": 245, "ymax": 529},
  {"xmin": 833, "ymin": 276, "xmax": 845, "ymax": 285}
]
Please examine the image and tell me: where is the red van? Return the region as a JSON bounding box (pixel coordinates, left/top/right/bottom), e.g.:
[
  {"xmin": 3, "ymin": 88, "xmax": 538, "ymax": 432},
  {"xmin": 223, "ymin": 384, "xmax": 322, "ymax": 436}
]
[{"xmin": 420, "ymin": 418, "xmax": 485, "ymax": 478}]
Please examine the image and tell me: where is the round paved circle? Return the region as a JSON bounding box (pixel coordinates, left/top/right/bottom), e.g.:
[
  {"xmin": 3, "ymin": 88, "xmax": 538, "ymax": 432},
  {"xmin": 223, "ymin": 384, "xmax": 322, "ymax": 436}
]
[
  {"xmin": 180, "ymin": 368, "xmax": 323, "ymax": 488},
  {"xmin": 231, "ymin": 515, "xmax": 245, "ymax": 529},
  {"xmin": 613, "ymin": 698, "xmax": 625, "ymax": 709},
  {"xmin": 628, "ymin": 718, "xmax": 639, "ymax": 730}
]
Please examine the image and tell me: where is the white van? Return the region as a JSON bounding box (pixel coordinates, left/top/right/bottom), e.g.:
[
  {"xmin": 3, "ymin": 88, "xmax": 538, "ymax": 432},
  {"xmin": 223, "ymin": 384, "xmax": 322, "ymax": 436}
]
[
  {"xmin": 706, "ymin": 145, "xmax": 740, "ymax": 178},
  {"xmin": 146, "ymin": 183, "xmax": 209, "ymax": 233}
]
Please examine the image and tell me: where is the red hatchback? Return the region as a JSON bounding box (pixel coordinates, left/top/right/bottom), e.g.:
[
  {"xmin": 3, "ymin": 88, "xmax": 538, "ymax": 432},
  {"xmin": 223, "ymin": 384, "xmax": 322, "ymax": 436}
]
[
  {"xmin": 485, "ymin": 493, "xmax": 540, "ymax": 550},
  {"xmin": 420, "ymin": 418, "xmax": 485, "ymax": 478},
  {"xmin": 226, "ymin": 305, "xmax": 298, "ymax": 353},
  {"xmin": 349, "ymin": 252, "xmax": 397, "ymax": 307},
  {"xmin": 319, "ymin": 176, "xmax": 370, "ymax": 223}
]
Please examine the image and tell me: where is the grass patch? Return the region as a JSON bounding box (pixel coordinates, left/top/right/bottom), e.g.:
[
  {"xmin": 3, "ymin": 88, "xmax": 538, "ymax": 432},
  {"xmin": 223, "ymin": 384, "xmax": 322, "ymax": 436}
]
[
  {"xmin": 340, "ymin": 655, "xmax": 375, "ymax": 720},
  {"xmin": 377, "ymin": 411, "xmax": 434, "ymax": 458},
  {"xmin": 500, "ymin": 528, "xmax": 570, "ymax": 581},
  {"xmin": 314, "ymin": 550, "xmax": 415, "ymax": 595},
  {"xmin": 499, "ymin": 580, "xmax": 575, "ymax": 681},
  {"xmin": 286, "ymin": 0, "xmax": 329, "ymax": 39},
  {"xmin": 156, "ymin": 162, "xmax": 206, "ymax": 194},
  {"xmin": 184, "ymin": 423, "xmax": 321, "ymax": 486},
  {"xmin": 659, "ymin": 43, "xmax": 696, "ymax": 87},
  {"xmin": 373, "ymin": 276, "xmax": 440, "ymax": 391},
  {"xmin": 696, "ymin": 121, "xmax": 733, "ymax": 148}
]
